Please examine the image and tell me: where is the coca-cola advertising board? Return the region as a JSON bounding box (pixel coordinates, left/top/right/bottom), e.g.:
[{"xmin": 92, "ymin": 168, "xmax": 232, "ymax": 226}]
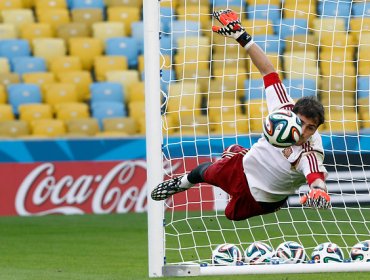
[{"xmin": 0, "ymin": 159, "xmax": 215, "ymax": 216}]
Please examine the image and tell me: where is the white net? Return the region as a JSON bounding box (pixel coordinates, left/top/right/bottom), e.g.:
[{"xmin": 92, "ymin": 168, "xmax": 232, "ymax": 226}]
[{"xmin": 158, "ymin": 0, "xmax": 370, "ymax": 266}]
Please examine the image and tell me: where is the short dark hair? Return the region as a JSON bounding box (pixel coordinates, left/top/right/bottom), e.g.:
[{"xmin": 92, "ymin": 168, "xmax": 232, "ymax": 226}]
[{"xmin": 293, "ymin": 96, "xmax": 325, "ymax": 127}]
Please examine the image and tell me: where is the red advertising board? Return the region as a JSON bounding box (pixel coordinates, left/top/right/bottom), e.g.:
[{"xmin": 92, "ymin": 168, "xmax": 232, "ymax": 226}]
[{"xmin": 0, "ymin": 159, "xmax": 215, "ymax": 216}]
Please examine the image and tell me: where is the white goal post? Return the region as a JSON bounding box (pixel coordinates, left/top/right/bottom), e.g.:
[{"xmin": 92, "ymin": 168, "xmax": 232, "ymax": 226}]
[{"xmin": 145, "ymin": 0, "xmax": 370, "ymax": 277}]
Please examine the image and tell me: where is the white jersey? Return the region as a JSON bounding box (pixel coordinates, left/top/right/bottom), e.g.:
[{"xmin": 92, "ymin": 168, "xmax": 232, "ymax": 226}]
[{"xmin": 243, "ymin": 77, "xmax": 328, "ymax": 202}]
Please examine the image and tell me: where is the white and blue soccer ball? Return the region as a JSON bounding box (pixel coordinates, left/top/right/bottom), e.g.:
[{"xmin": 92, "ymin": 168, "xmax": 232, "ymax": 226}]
[
  {"xmin": 211, "ymin": 243, "xmax": 243, "ymax": 265},
  {"xmin": 311, "ymin": 242, "xmax": 344, "ymax": 263},
  {"xmin": 350, "ymin": 240, "xmax": 370, "ymax": 262},
  {"xmin": 275, "ymin": 241, "xmax": 307, "ymax": 264},
  {"xmin": 244, "ymin": 241, "xmax": 274, "ymax": 264},
  {"xmin": 263, "ymin": 109, "xmax": 302, "ymax": 148}
]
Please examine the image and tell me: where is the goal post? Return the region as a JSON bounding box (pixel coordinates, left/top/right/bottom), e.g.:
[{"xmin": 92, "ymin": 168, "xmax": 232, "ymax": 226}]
[{"xmin": 145, "ymin": 0, "xmax": 370, "ymax": 277}]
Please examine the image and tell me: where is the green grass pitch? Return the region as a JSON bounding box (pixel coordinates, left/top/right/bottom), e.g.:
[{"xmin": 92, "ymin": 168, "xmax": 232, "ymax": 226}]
[{"xmin": 0, "ymin": 212, "xmax": 369, "ymax": 280}]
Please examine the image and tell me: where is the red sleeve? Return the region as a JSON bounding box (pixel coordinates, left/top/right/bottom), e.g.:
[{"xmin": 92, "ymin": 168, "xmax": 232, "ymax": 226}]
[
  {"xmin": 306, "ymin": 172, "xmax": 325, "ymax": 186},
  {"xmin": 263, "ymin": 72, "xmax": 281, "ymax": 88}
]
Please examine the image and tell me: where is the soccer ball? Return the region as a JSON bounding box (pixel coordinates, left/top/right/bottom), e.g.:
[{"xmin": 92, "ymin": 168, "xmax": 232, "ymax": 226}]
[
  {"xmin": 311, "ymin": 242, "xmax": 344, "ymax": 263},
  {"xmin": 263, "ymin": 109, "xmax": 302, "ymax": 148},
  {"xmin": 244, "ymin": 241, "xmax": 274, "ymax": 264},
  {"xmin": 211, "ymin": 243, "xmax": 243, "ymax": 265},
  {"xmin": 350, "ymin": 240, "xmax": 370, "ymax": 262},
  {"xmin": 275, "ymin": 241, "xmax": 307, "ymax": 264}
]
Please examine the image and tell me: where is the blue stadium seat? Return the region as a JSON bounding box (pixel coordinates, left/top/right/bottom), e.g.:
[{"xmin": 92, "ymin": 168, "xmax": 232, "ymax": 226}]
[
  {"xmin": 105, "ymin": 37, "xmax": 139, "ymax": 68},
  {"xmin": 247, "ymin": 5, "xmax": 281, "ymax": 24},
  {"xmin": 171, "ymin": 20, "xmax": 200, "ymax": 41},
  {"xmin": 160, "ymin": 35, "xmax": 174, "ymax": 56},
  {"xmin": 244, "ymin": 79, "xmax": 264, "ymax": 101},
  {"xmin": 214, "ymin": 0, "xmax": 246, "ymax": 9},
  {"xmin": 90, "ymin": 82, "xmax": 124, "ymax": 104},
  {"xmin": 357, "ymin": 76, "xmax": 370, "ymax": 99},
  {"xmin": 7, "ymin": 84, "xmax": 42, "ymax": 114},
  {"xmin": 131, "ymin": 21, "xmax": 144, "ymax": 54},
  {"xmin": 91, "ymin": 101, "xmax": 127, "ymax": 128},
  {"xmin": 70, "ymin": 0, "xmax": 105, "ymax": 10},
  {"xmin": 253, "ymin": 35, "xmax": 283, "ymax": 54},
  {"xmin": 0, "ymin": 39, "xmax": 30, "ymax": 60},
  {"xmin": 283, "ymin": 78, "xmax": 317, "ymax": 100},
  {"xmin": 278, "ymin": 18, "xmax": 309, "ymax": 39},
  {"xmin": 160, "ymin": 7, "xmax": 174, "ymax": 34},
  {"xmin": 11, "ymin": 57, "xmax": 47, "ymax": 76},
  {"xmin": 161, "ymin": 69, "xmax": 176, "ymax": 94},
  {"xmin": 352, "ymin": 2, "xmax": 370, "ymax": 17},
  {"xmin": 318, "ymin": 1, "xmax": 351, "ymax": 28}
]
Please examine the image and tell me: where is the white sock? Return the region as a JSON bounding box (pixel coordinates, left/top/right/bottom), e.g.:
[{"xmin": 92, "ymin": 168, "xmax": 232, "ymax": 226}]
[{"xmin": 180, "ymin": 175, "xmax": 194, "ymax": 189}]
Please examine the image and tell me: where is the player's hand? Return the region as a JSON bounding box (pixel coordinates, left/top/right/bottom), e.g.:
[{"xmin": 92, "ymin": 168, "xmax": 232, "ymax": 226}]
[
  {"xmin": 212, "ymin": 9, "xmax": 253, "ymax": 48},
  {"xmin": 300, "ymin": 188, "xmax": 331, "ymax": 209}
]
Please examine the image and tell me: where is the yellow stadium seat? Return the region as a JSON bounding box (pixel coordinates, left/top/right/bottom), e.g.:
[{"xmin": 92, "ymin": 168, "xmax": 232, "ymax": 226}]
[
  {"xmin": 32, "ymin": 38, "xmax": 67, "ymax": 65},
  {"xmin": 0, "ymin": 84, "xmax": 7, "ymax": 103},
  {"xmin": 92, "ymin": 22, "xmax": 126, "ymax": 43},
  {"xmin": 320, "ymin": 59, "xmax": 355, "ymax": 77},
  {"xmin": 167, "ymin": 81, "xmax": 201, "ymax": 97},
  {"xmin": 21, "ymin": 0, "xmax": 34, "ymax": 8},
  {"xmin": 0, "ymin": 104, "xmax": 15, "ymax": 121},
  {"xmin": 176, "ymin": 5, "xmax": 210, "ymax": 29},
  {"xmin": 20, "ymin": 23, "xmax": 54, "ymax": 42},
  {"xmin": 19, "ymin": 103, "xmax": 53, "ymax": 123},
  {"xmin": 323, "ymin": 108, "xmax": 359, "ymax": 133},
  {"xmin": 1, "ymin": 9, "xmax": 35, "ymax": 32},
  {"xmin": 128, "ymin": 100, "xmax": 146, "ymax": 121},
  {"xmin": 56, "ymin": 23, "xmax": 90, "ymax": 43},
  {"xmin": 0, "ymin": 0, "xmax": 23, "ymax": 10},
  {"xmin": 107, "ymin": 6, "xmax": 140, "ymax": 36},
  {"xmin": 313, "ymin": 18, "xmax": 346, "ymax": 40},
  {"xmin": 320, "ymin": 76, "xmax": 356, "ymax": 96},
  {"xmin": 35, "ymin": 0, "xmax": 66, "ymax": 10},
  {"xmin": 212, "ymin": 52, "xmax": 247, "ymax": 76},
  {"xmin": 57, "ymin": 71, "xmax": 92, "ymax": 101},
  {"xmin": 0, "ymin": 23, "xmax": 18, "ymax": 39},
  {"xmin": 284, "ymin": 34, "xmax": 317, "ymax": 53},
  {"xmin": 31, "ymin": 119, "xmax": 66, "ymax": 137},
  {"xmin": 71, "ymin": 8, "xmax": 103, "ymax": 29},
  {"xmin": 178, "ymin": 68, "xmax": 211, "ymax": 92},
  {"xmin": 44, "ymin": 83, "xmax": 78, "ymax": 108},
  {"xmin": 283, "ymin": 51, "xmax": 318, "ymax": 79},
  {"xmin": 105, "ymin": 0, "xmax": 141, "ymax": 7},
  {"xmin": 66, "ymin": 118, "xmax": 100, "ymax": 136},
  {"xmin": 166, "ymin": 95, "xmax": 203, "ymax": 126},
  {"xmin": 103, "ymin": 117, "xmax": 138, "ymax": 135},
  {"xmin": 320, "ymin": 33, "xmax": 356, "ymax": 56},
  {"xmin": 68, "ymin": 37, "xmax": 103, "ymax": 70},
  {"xmin": 243, "ymin": 19, "xmax": 274, "ymax": 36},
  {"xmin": 320, "ymin": 91, "xmax": 355, "ymax": 109},
  {"xmin": 247, "ymin": 0, "xmax": 280, "ymax": 4},
  {"xmin": 0, "ymin": 73, "xmax": 20, "ymax": 87},
  {"xmin": 208, "ymin": 97, "xmax": 243, "ymax": 121},
  {"xmin": 174, "ymin": 56, "xmax": 209, "ymax": 79},
  {"xmin": 177, "ymin": 36, "xmax": 211, "ymax": 58},
  {"xmin": 283, "ymin": 2, "xmax": 316, "ymax": 27},
  {"xmin": 0, "ymin": 120, "xmax": 29, "ymax": 137},
  {"xmin": 94, "ymin": 56, "xmax": 128, "ymax": 81},
  {"xmin": 212, "ymin": 68, "xmax": 248, "ymax": 88},
  {"xmin": 209, "ymin": 79, "xmax": 244, "ymax": 99},
  {"xmin": 55, "ymin": 102, "xmax": 89, "ymax": 121},
  {"xmin": 350, "ymin": 17, "xmax": 370, "ymax": 43},
  {"xmin": 127, "ymin": 81, "xmax": 144, "ymax": 103},
  {"xmin": 0, "ymin": 58, "xmax": 11, "ymax": 74},
  {"xmin": 50, "ymin": 56, "xmax": 82, "ymax": 75},
  {"xmin": 22, "ymin": 72, "xmax": 56, "ymax": 96},
  {"xmin": 37, "ymin": 8, "xmax": 70, "ymax": 31},
  {"xmin": 247, "ymin": 100, "xmax": 268, "ymax": 133},
  {"xmin": 358, "ymin": 45, "xmax": 370, "ymax": 75},
  {"xmin": 211, "ymin": 114, "xmax": 249, "ymax": 135},
  {"xmin": 105, "ymin": 70, "xmax": 140, "ymax": 92},
  {"xmin": 175, "ymin": 114, "xmax": 209, "ymax": 136}
]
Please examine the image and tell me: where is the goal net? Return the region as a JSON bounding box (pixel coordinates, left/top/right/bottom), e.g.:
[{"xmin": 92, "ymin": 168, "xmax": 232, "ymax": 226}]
[{"xmin": 145, "ymin": 0, "xmax": 370, "ymax": 276}]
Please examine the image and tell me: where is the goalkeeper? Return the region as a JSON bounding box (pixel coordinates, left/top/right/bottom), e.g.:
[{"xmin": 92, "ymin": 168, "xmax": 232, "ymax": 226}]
[{"xmin": 151, "ymin": 9, "xmax": 330, "ymax": 221}]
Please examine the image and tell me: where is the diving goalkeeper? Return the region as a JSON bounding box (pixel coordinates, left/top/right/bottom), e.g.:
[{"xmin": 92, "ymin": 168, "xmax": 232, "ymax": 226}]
[{"xmin": 151, "ymin": 9, "xmax": 330, "ymax": 221}]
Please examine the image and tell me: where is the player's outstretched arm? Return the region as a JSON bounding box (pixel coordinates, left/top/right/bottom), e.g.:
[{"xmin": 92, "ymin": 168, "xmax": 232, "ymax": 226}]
[
  {"xmin": 212, "ymin": 9, "xmax": 275, "ymax": 76},
  {"xmin": 300, "ymin": 179, "xmax": 331, "ymax": 209}
]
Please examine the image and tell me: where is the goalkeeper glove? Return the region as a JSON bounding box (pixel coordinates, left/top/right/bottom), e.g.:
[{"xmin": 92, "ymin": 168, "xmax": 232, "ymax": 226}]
[
  {"xmin": 212, "ymin": 9, "xmax": 254, "ymax": 49},
  {"xmin": 300, "ymin": 187, "xmax": 331, "ymax": 209}
]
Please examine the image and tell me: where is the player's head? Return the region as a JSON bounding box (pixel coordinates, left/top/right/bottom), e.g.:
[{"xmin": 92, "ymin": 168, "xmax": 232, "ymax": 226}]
[{"xmin": 293, "ymin": 96, "xmax": 325, "ymax": 145}]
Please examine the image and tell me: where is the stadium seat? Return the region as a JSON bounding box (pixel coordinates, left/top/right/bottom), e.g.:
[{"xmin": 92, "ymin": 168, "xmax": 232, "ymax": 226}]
[
  {"xmin": 0, "ymin": 0, "xmax": 23, "ymax": 10},
  {"xmin": 56, "ymin": 23, "xmax": 90, "ymax": 42},
  {"xmin": 31, "ymin": 119, "xmax": 66, "ymax": 137},
  {"xmin": 0, "ymin": 120, "xmax": 29, "ymax": 137},
  {"xmin": 57, "ymin": 71, "xmax": 92, "ymax": 101},
  {"xmin": 105, "ymin": 0, "xmax": 141, "ymax": 7},
  {"xmin": 50, "ymin": 56, "xmax": 82, "ymax": 75},
  {"xmin": 0, "ymin": 39, "xmax": 30, "ymax": 60},
  {"xmin": 71, "ymin": 8, "xmax": 103, "ymax": 29},
  {"xmin": 19, "ymin": 103, "xmax": 53, "ymax": 123},
  {"xmin": 70, "ymin": 0, "xmax": 104, "ymax": 10},
  {"xmin": 11, "ymin": 57, "xmax": 47, "ymax": 76},
  {"xmin": 208, "ymin": 97, "xmax": 243, "ymax": 121},
  {"xmin": 247, "ymin": 4, "xmax": 281, "ymax": 24},
  {"xmin": 105, "ymin": 37, "xmax": 139, "ymax": 68},
  {"xmin": 352, "ymin": 2, "xmax": 370, "ymax": 17},
  {"xmin": 105, "ymin": 70, "xmax": 140, "ymax": 93},
  {"xmin": 0, "ymin": 104, "xmax": 15, "ymax": 121},
  {"xmin": 160, "ymin": 35, "xmax": 174, "ymax": 57},
  {"xmin": 0, "ymin": 23, "xmax": 18, "ymax": 39},
  {"xmin": 127, "ymin": 81, "xmax": 144, "ymax": 103},
  {"xmin": 177, "ymin": 36, "xmax": 211, "ymax": 58},
  {"xmin": 94, "ymin": 56, "xmax": 128, "ymax": 81},
  {"xmin": 279, "ymin": 18, "xmax": 309, "ymax": 39},
  {"xmin": 68, "ymin": 37, "xmax": 103, "ymax": 70},
  {"xmin": 35, "ymin": 0, "xmax": 67, "ymax": 10},
  {"xmin": 66, "ymin": 118, "xmax": 100, "ymax": 136},
  {"xmin": 317, "ymin": 0, "xmax": 351, "ymax": 27},
  {"xmin": 175, "ymin": 114, "xmax": 208, "ymax": 136},
  {"xmin": 350, "ymin": 17, "xmax": 370, "ymax": 43},
  {"xmin": 0, "ymin": 58, "xmax": 11, "ymax": 74},
  {"xmin": 2, "ymin": 9, "xmax": 35, "ymax": 31},
  {"xmin": 22, "ymin": 72, "xmax": 56, "ymax": 95},
  {"xmin": 0, "ymin": 85, "xmax": 7, "ymax": 103},
  {"xmin": 243, "ymin": 19, "xmax": 274, "ymax": 36},
  {"xmin": 171, "ymin": 20, "xmax": 200, "ymax": 41},
  {"xmin": 107, "ymin": 6, "xmax": 140, "ymax": 36},
  {"xmin": 0, "ymin": 73, "xmax": 20, "ymax": 87},
  {"xmin": 247, "ymin": 100, "xmax": 268, "ymax": 133},
  {"xmin": 44, "ymin": 83, "xmax": 79, "ymax": 108},
  {"xmin": 253, "ymin": 35, "xmax": 283, "ymax": 54},
  {"xmin": 283, "ymin": 2, "xmax": 316, "ymax": 27},
  {"xmin": 20, "ymin": 23, "xmax": 54, "ymax": 42},
  {"xmin": 313, "ymin": 18, "xmax": 347, "ymax": 41},
  {"xmin": 283, "ymin": 51, "xmax": 318, "ymax": 79},
  {"xmin": 55, "ymin": 102, "xmax": 90, "ymax": 121},
  {"xmin": 247, "ymin": 53, "xmax": 282, "ymax": 79},
  {"xmin": 159, "ymin": 7, "xmax": 174, "ymax": 34},
  {"xmin": 7, "ymin": 83, "xmax": 42, "ymax": 114},
  {"xmin": 176, "ymin": 5, "xmax": 210, "ymax": 30},
  {"xmin": 357, "ymin": 76, "xmax": 370, "ymax": 99},
  {"xmin": 208, "ymin": 79, "xmax": 244, "ymax": 100},
  {"xmin": 319, "ymin": 33, "xmax": 356, "ymax": 55},
  {"xmin": 284, "ymin": 34, "xmax": 317, "ymax": 53},
  {"xmin": 103, "ymin": 117, "xmax": 138, "ymax": 135},
  {"xmin": 37, "ymin": 8, "xmax": 71, "ymax": 31},
  {"xmin": 92, "ymin": 22, "xmax": 126, "ymax": 43},
  {"xmin": 283, "ymin": 78, "xmax": 317, "ymax": 100},
  {"xmin": 211, "ymin": 114, "xmax": 249, "ymax": 135},
  {"xmin": 131, "ymin": 21, "xmax": 144, "ymax": 54},
  {"xmin": 358, "ymin": 45, "xmax": 370, "ymax": 75},
  {"xmin": 244, "ymin": 79, "xmax": 265, "ymax": 101},
  {"xmin": 159, "ymin": 69, "xmax": 175, "ymax": 95},
  {"xmin": 127, "ymin": 100, "xmax": 146, "ymax": 122},
  {"xmin": 322, "ymin": 109, "xmax": 358, "ymax": 133},
  {"xmin": 32, "ymin": 38, "xmax": 67, "ymax": 65},
  {"xmin": 90, "ymin": 82, "xmax": 124, "ymax": 104},
  {"xmin": 165, "ymin": 94, "xmax": 202, "ymax": 126},
  {"xmin": 91, "ymin": 101, "xmax": 126, "ymax": 128}
]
